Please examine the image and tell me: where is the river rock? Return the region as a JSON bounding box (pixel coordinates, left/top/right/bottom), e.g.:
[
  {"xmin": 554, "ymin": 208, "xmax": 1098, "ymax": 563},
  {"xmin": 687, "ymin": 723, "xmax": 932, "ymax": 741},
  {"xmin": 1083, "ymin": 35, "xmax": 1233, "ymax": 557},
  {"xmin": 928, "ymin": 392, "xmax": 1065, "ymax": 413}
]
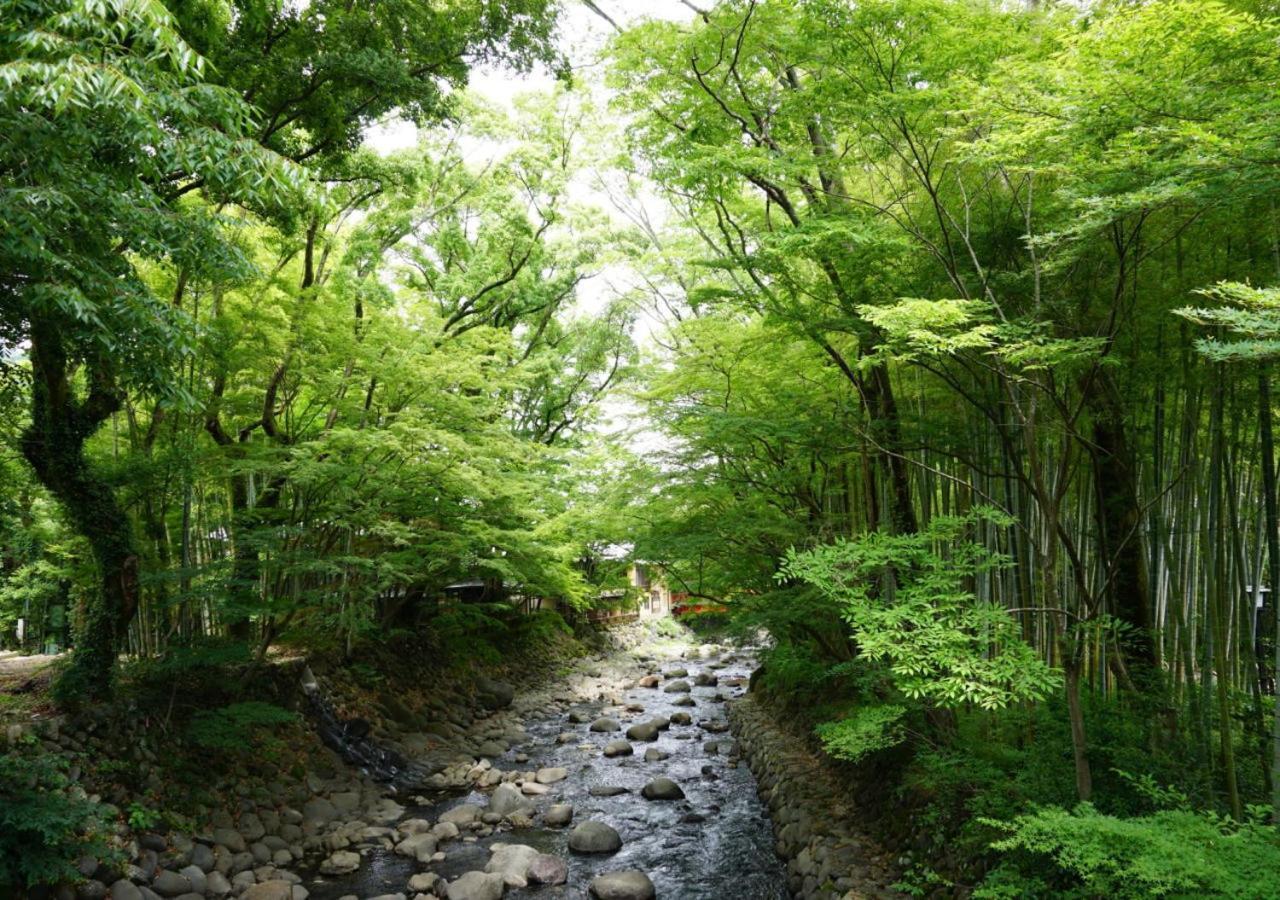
[
  {"xmin": 589, "ymin": 717, "xmax": 620, "ymax": 732},
  {"xmin": 641, "ymin": 777, "xmax": 685, "ymax": 801},
  {"xmin": 394, "ymin": 833, "xmax": 438, "ymax": 863},
  {"xmin": 439, "ymin": 804, "xmax": 482, "ymax": 826},
  {"xmin": 489, "ymin": 783, "xmax": 533, "ymax": 816},
  {"xmin": 589, "ymin": 785, "xmax": 629, "ymax": 797},
  {"xmin": 400, "ymin": 818, "xmax": 434, "ymax": 835},
  {"xmin": 110, "ymin": 881, "xmax": 142, "ymax": 900},
  {"xmin": 212, "ymin": 825, "xmax": 246, "ymax": 853},
  {"xmin": 239, "ymin": 813, "xmax": 267, "ymax": 842},
  {"xmin": 408, "ymin": 873, "xmax": 439, "ymax": 893},
  {"xmin": 544, "ymin": 804, "xmax": 574, "ymax": 827},
  {"xmin": 319, "ymin": 851, "xmax": 360, "ymax": 875},
  {"xmin": 527, "ymin": 853, "xmax": 568, "ymax": 886},
  {"xmin": 535, "ymin": 766, "xmax": 568, "ymax": 784},
  {"xmin": 649, "ymin": 715, "xmax": 670, "ymax": 731},
  {"xmin": 446, "ymin": 871, "xmax": 505, "ymax": 900},
  {"xmin": 672, "ymin": 696, "xmax": 695, "ymax": 707},
  {"xmin": 475, "ymin": 677, "xmax": 515, "ymax": 710},
  {"xmin": 664, "ymin": 668, "xmax": 688, "ymax": 678},
  {"xmin": 644, "ymin": 748, "xmax": 670, "ymax": 762},
  {"xmin": 589, "ymin": 870, "xmax": 655, "ymax": 900},
  {"xmin": 179, "ymin": 865, "xmax": 207, "ymax": 896},
  {"xmin": 663, "ymin": 680, "xmax": 691, "ymax": 693},
  {"xmin": 485, "ymin": 843, "xmax": 539, "ymax": 884},
  {"xmin": 302, "ymin": 798, "xmax": 338, "ymax": 826},
  {"xmin": 433, "ymin": 821, "xmax": 461, "ymax": 842},
  {"xmin": 693, "ymin": 672, "xmax": 718, "ymax": 686},
  {"xmin": 603, "ymin": 740, "xmax": 633, "ymax": 757},
  {"xmin": 151, "ymin": 871, "xmax": 191, "ymax": 897},
  {"xmin": 242, "ymin": 882, "xmax": 294, "ymax": 900},
  {"xmin": 625, "ymin": 721, "xmax": 659, "ymax": 742},
  {"xmin": 568, "ymin": 821, "xmax": 622, "ymax": 854},
  {"xmin": 670, "ymin": 712, "xmax": 692, "ymax": 726},
  {"xmin": 637, "ymin": 675, "xmax": 660, "ymax": 688},
  {"xmin": 206, "ymin": 871, "xmax": 232, "ymax": 897},
  {"xmin": 189, "ymin": 843, "xmax": 215, "ymax": 873}
]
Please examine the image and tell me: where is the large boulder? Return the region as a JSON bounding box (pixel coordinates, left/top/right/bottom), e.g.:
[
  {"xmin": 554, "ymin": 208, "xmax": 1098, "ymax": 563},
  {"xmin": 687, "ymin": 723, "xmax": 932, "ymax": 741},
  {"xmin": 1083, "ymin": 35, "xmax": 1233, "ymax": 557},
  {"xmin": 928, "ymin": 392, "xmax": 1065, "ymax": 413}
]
[
  {"xmin": 475, "ymin": 677, "xmax": 515, "ymax": 710},
  {"xmin": 488, "ymin": 783, "xmax": 532, "ymax": 817},
  {"xmin": 568, "ymin": 821, "xmax": 622, "ymax": 854},
  {"xmin": 446, "ymin": 871, "xmax": 505, "ymax": 900},
  {"xmin": 589, "ymin": 871, "xmax": 656, "ymax": 900},
  {"xmin": 641, "ymin": 777, "xmax": 685, "ymax": 801}
]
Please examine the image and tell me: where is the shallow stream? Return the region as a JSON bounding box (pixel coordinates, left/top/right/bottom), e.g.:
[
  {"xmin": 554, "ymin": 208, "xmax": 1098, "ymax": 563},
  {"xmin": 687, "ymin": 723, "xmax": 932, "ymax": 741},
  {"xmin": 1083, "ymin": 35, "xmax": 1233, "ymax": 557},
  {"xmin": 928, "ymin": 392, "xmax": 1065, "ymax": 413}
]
[{"xmin": 303, "ymin": 645, "xmax": 788, "ymax": 898}]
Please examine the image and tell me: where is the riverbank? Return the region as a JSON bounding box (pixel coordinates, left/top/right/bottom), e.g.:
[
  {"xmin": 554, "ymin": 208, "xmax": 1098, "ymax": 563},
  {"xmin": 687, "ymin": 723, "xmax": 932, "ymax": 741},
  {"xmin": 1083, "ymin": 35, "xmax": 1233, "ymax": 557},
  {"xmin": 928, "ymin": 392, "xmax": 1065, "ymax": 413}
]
[
  {"xmin": 5, "ymin": 619, "xmax": 798, "ymax": 899},
  {"xmin": 728, "ymin": 697, "xmax": 902, "ymax": 900}
]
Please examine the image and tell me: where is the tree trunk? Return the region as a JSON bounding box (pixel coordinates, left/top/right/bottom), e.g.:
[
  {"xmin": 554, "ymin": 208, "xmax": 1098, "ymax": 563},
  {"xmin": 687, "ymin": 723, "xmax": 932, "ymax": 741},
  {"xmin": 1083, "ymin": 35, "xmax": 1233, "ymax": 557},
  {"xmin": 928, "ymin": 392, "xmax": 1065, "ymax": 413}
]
[
  {"xmin": 20, "ymin": 319, "xmax": 139, "ymax": 700},
  {"xmin": 1258, "ymin": 365, "xmax": 1280, "ymax": 822},
  {"xmin": 1089, "ymin": 384, "xmax": 1155, "ymax": 669}
]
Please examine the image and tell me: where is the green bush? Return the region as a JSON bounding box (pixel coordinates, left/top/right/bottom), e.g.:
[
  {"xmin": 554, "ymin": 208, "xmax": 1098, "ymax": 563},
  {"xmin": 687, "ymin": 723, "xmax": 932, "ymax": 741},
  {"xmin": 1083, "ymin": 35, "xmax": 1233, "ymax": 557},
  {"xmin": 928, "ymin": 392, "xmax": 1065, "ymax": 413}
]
[
  {"xmin": 979, "ymin": 804, "xmax": 1280, "ymax": 899},
  {"xmin": 0, "ymin": 737, "xmax": 117, "ymax": 889},
  {"xmin": 185, "ymin": 701, "xmax": 298, "ymax": 751},
  {"xmin": 814, "ymin": 704, "xmax": 907, "ymax": 763}
]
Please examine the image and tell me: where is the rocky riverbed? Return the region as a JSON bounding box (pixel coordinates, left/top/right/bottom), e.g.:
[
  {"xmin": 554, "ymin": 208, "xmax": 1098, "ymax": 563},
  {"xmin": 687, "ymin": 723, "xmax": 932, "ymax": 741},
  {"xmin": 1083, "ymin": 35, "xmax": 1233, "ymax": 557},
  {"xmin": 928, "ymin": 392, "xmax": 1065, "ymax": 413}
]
[{"xmin": 20, "ymin": 622, "xmax": 898, "ymax": 900}]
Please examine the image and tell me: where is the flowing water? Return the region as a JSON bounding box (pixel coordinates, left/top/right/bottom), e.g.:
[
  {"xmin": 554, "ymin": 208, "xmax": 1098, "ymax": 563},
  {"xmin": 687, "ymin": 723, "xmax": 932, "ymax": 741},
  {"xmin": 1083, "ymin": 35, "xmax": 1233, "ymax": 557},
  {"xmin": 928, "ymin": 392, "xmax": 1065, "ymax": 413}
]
[{"xmin": 304, "ymin": 645, "xmax": 789, "ymax": 899}]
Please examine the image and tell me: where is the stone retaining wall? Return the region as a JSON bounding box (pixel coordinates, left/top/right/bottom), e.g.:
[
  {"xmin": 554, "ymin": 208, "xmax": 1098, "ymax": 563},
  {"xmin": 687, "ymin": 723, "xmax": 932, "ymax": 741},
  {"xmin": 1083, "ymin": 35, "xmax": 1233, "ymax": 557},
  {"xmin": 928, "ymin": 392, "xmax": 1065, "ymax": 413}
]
[{"xmin": 728, "ymin": 694, "xmax": 902, "ymax": 900}]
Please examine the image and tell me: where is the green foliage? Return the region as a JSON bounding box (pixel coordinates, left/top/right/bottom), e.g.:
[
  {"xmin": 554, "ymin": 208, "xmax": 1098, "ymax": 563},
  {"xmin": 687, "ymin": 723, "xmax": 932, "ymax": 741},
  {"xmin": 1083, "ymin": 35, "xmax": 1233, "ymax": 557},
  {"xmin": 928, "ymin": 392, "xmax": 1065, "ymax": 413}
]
[
  {"xmin": 814, "ymin": 704, "xmax": 908, "ymax": 763},
  {"xmin": 185, "ymin": 701, "xmax": 298, "ymax": 752},
  {"xmin": 0, "ymin": 736, "xmax": 117, "ymax": 889},
  {"xmin": 980, "ymin": 805, "xmax": 1280, "ymax": 899},
  {"xmin": 126, "ymin": 802, "xmax": 160, "ymax": 832},
  {"xmin": 781, "ymin": 511, "xmax": 1060, "ymax": 710}
]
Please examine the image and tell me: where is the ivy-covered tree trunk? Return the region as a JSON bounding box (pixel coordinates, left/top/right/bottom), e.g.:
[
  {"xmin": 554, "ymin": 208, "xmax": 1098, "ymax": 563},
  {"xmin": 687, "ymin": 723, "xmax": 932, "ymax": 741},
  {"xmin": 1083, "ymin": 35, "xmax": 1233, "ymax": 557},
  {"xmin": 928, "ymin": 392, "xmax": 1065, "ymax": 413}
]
[{"xmin": 20, "ymin": 319, "xmax": 139, "ymax": 701}]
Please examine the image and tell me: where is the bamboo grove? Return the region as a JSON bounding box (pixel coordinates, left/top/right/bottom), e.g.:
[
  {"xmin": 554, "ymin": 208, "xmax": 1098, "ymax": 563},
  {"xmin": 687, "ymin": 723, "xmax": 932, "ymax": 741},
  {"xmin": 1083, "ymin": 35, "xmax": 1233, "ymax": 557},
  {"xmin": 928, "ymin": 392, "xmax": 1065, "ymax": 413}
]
[{"xmin": 601, "ymin": 0, "xmax": 1280, "ymax": 852}]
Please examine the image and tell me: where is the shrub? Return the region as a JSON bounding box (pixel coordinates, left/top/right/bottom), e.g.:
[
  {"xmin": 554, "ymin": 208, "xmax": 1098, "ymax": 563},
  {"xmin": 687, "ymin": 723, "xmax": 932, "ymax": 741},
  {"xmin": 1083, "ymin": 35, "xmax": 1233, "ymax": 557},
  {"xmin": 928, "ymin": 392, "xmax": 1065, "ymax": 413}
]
[
  {"xmin": 814, "ymin": 704, "xmax": 908, "ymax": 763},
  {"xmin": 979, "ymin": 804, "xmax": 1280, "ymax": 899},
  {"xmin": 0, "ymin": 736, "xmax": 117, "ymax": 889},
  {"xmin": 185, "ymin": 701, "xmax": 298, "ymax": 752}
]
